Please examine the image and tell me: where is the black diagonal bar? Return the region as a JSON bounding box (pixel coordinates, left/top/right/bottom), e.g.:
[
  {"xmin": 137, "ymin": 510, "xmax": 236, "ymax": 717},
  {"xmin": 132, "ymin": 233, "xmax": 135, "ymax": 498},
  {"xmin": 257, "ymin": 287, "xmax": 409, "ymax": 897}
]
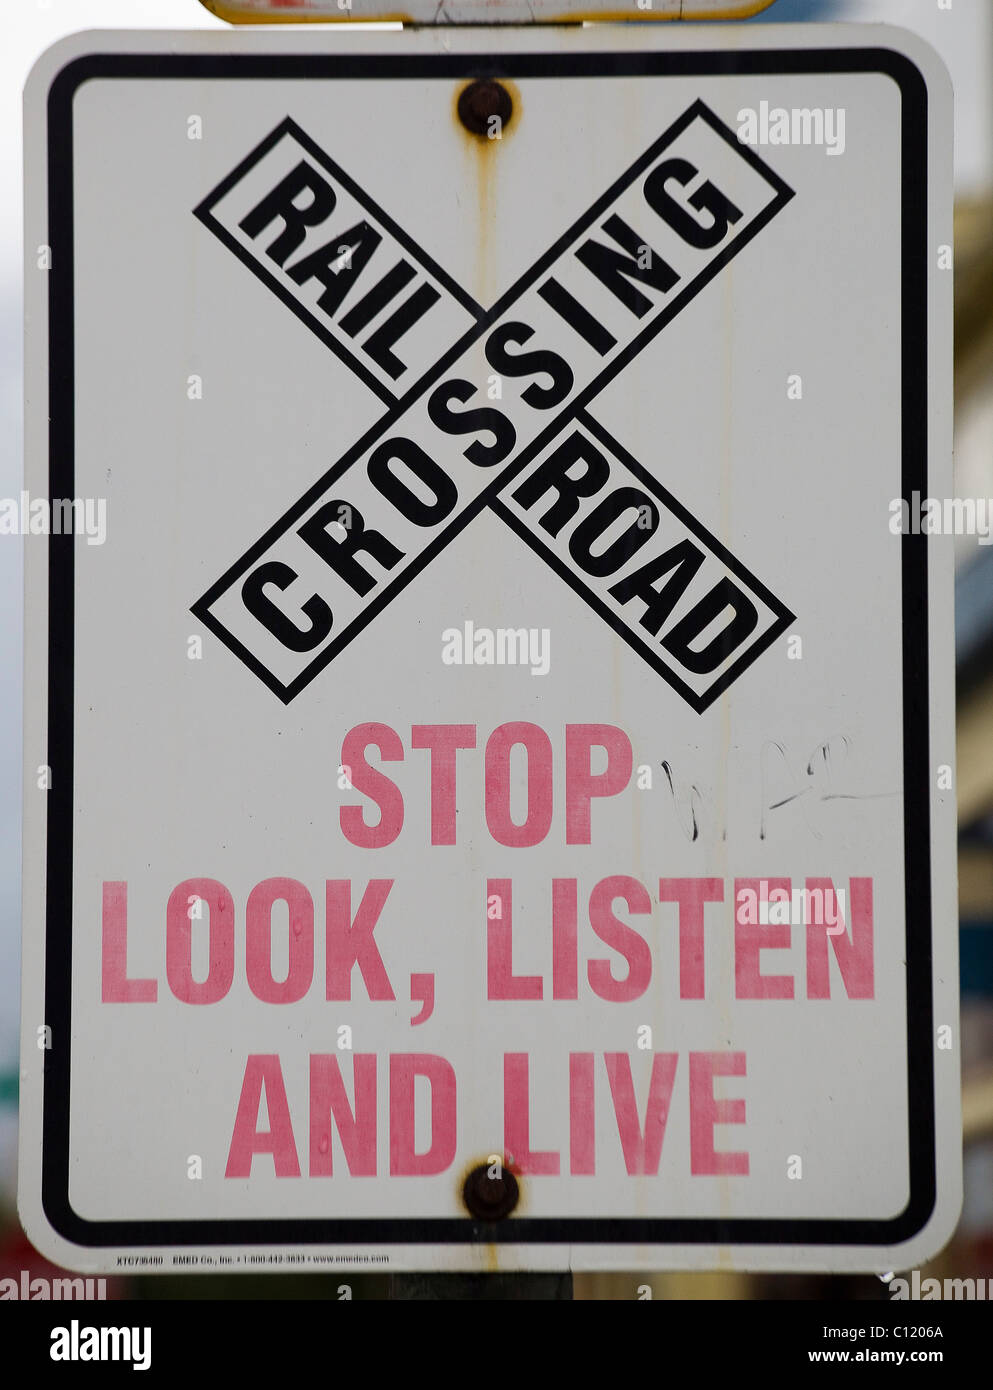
[{"xmin": 192, "ymin": 101, "xmax": 795, "ymax": 706}]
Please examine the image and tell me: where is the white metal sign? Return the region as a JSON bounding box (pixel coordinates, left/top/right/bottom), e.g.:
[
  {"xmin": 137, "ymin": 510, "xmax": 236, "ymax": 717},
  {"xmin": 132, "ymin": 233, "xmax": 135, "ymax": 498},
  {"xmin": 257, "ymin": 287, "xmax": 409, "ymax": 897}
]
[{"xmin": 20, "ymin": 24, "xmax": 959, "ymax": 1274}]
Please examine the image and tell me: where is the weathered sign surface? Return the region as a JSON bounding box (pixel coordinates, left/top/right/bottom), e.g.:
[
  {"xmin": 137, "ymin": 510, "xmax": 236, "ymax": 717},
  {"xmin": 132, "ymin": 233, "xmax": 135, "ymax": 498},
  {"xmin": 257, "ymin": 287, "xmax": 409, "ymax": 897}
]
[{"xmin": 20, "ymin": 23, "xmax": 959, "ymax": 1273}]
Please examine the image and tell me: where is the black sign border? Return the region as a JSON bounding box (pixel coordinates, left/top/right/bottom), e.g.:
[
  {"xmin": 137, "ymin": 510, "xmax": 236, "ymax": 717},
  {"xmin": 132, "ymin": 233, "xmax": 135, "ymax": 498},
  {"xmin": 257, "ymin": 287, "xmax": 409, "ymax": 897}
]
[{"xmin": 41, "ymin": 45, "xmax": 934, "ymax": 1252}]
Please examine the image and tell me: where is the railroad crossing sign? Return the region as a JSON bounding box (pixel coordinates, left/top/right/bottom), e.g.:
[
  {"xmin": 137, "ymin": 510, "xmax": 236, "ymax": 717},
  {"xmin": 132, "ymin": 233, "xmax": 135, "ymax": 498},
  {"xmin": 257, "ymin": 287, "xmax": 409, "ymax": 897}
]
[
  {"xmin": 21, "ymin": 23, "xmax": 959, "ymax": 1274},
  {"xmin": 193, "ymin": 101, "xmax": 794, "ymax": 709}
]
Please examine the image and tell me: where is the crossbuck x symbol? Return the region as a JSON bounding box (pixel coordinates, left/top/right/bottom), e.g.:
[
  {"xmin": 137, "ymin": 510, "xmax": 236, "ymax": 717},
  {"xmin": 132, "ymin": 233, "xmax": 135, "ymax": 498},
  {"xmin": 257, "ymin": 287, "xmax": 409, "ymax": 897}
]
[{"xmin": 192, "ymin": 98, "xmax": 794, "ymax": 712}]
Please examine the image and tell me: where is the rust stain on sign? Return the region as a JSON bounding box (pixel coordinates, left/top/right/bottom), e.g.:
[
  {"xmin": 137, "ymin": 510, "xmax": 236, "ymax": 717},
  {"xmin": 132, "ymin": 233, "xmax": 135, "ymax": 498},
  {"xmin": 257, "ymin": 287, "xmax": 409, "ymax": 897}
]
[{"xmin": 452, "ymin": 78, "xmax": 519, "ymax": 303}]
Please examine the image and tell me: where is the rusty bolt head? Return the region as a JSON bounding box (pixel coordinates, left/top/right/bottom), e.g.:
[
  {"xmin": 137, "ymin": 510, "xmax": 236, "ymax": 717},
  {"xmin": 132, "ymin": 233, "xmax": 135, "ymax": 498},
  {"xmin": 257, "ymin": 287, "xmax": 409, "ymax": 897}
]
[
  {"xmin": 457, "ymin": 79, "xmax": 513, "ymax": 138},
  {"xmin": 462, "ymin": 1162, "xmax": 520, "ymax": 1221}
]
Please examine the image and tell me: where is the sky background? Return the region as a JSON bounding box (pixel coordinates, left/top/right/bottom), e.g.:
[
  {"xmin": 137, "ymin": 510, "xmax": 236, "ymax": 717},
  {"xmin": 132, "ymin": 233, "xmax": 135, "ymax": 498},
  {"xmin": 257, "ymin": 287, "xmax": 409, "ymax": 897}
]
[{"xmin": 1, "ymin": 0, "xmax": 990, "ymax": 1205}]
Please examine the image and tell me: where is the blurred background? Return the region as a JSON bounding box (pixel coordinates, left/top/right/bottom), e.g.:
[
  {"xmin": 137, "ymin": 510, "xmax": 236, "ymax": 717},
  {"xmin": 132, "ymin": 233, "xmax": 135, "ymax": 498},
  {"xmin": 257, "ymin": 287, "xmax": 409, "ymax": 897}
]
[{"xmin": 1, "ymin": 0, "xmax": 990, "ymax": 1300}]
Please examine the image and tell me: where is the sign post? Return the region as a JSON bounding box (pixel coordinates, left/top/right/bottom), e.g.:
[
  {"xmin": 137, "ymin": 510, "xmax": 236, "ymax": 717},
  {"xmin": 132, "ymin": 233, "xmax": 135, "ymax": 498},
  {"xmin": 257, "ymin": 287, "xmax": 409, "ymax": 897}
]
[{"xmin": 20, "ymin": 22, "xmax": 959, "ymax": 1277}]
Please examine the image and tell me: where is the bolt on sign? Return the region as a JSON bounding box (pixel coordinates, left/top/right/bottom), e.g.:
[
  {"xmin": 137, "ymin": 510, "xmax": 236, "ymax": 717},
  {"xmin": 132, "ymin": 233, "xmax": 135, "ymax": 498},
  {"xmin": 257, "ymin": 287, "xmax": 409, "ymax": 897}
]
[{"xmin": 21, "ymin": 24, "xmax": 958, "ymax": 1275}]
